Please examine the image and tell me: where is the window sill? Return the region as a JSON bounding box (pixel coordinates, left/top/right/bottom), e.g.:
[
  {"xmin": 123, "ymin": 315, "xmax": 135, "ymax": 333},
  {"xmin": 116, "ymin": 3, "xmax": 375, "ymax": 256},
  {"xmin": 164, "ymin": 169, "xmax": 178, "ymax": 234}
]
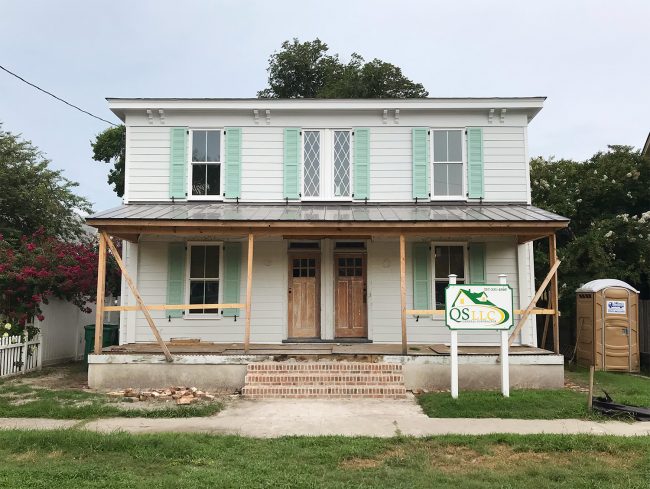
[
  {"xmin": 183, "ymin": 314, "xmax": 223, "ymax": 320},
  {"xmin": 187, "ymin": 196, "xmax": 224, "ymax": 201}
]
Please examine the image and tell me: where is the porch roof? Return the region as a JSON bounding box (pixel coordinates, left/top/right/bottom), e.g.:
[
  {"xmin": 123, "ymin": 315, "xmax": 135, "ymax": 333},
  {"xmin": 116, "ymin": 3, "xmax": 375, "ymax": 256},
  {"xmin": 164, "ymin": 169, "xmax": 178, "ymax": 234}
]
[{"xmin": 86, "ymin": 202, "xmax": 568, "ymax": 242}]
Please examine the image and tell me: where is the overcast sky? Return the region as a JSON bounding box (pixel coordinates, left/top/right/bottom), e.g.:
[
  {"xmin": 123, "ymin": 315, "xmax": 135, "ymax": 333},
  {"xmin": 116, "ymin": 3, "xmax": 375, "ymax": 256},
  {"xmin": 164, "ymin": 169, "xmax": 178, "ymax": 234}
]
[{"xmin": 1, "ymin": 0, "xmax": 648, "ymax": 212}]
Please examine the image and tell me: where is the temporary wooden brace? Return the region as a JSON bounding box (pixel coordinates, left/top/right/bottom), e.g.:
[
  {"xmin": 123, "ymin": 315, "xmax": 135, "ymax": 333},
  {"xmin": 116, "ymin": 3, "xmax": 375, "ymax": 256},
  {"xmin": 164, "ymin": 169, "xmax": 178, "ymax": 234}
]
[
  {"xmin": 244, "ymin": 233, "xmax": 254, "ymax": 353},
  {"xmin": 93, "ymin": 233, "xmax": 107, "ymax": 355},
  {"xmin": 549, "ymin": 233, "xmax": 560, "ymax": 354},
  {"xmin": 100, "ymin": 232, "xmax": 173, "ymax": 362},
  {"xmin": 399, "ymin": 235, "xmax": 407, "ymax": 355},
  {"xmin": 508, "ymin": 259, "xmax": 561, "ymax": 347},
  {"xmin": 104, "ymin": 303, "xmax": 246, "ymax": 312},
  {"xmin": 405, "ymin": 308, "xmax": 555, "ymax": 316}
]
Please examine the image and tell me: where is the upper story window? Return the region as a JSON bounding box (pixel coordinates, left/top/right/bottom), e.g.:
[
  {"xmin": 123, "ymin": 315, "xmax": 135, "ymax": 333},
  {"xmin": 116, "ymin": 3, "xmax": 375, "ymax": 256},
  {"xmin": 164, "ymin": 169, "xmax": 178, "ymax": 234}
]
[
  {"xmin": 432, "ymin": 129, "xmax": 464, "ymax": 198},
  {"xmin": 303, "ymin": 129, "xmax": 352, "ymax": 200},
  {"xmin": 190, "ymin": 130, "xmax": 222, "ymax": 197},
  {"xmin": 187, "ymin": 243, "xmax": 221, "ymax": 315}
]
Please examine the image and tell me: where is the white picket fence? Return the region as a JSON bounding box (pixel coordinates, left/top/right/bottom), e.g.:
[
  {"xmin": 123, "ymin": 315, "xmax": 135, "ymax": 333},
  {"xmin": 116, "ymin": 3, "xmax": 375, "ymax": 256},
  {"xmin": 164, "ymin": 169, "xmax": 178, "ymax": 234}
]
[{"xmin": 0, "ymin": 333, "xmax": 42, "ymax": 378}]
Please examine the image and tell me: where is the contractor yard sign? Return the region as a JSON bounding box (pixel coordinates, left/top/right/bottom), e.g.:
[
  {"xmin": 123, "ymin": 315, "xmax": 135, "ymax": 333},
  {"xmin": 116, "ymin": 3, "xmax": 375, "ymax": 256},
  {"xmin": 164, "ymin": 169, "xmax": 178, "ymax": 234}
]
[{"xmin": 445, "ymin": 284, "xmax": 514, "ymax": 330}]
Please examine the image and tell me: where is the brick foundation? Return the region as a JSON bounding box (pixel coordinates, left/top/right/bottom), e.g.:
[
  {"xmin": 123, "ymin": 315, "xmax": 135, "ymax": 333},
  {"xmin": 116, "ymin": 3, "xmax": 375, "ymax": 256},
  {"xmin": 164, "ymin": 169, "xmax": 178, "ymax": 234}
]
[{"xmin": 242, "ymin": 362, "xmax": 407, "ymax": 399}]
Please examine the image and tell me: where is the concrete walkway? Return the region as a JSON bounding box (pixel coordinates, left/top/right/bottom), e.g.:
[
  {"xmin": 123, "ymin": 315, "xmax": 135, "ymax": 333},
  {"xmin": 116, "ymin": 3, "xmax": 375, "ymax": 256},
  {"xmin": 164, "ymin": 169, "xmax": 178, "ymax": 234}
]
[{"xmin": 1, "ymin": 398, "xmax": 649, "ymax": 437}]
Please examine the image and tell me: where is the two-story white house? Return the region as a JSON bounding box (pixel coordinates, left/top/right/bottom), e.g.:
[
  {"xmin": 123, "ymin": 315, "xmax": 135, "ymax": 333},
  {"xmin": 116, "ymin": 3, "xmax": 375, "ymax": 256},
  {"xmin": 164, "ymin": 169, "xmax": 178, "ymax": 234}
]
[{"xmin": 86, "ymin": 98, "xmax": 568, "ymax": 395}]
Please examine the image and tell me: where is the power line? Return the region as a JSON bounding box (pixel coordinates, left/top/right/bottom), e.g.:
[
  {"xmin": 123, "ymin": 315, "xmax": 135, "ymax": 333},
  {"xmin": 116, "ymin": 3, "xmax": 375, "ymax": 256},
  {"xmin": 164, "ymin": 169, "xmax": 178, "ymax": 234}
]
[{"xmin": 0, "ymin": 64, "xmax": 118, "ymax": 126}]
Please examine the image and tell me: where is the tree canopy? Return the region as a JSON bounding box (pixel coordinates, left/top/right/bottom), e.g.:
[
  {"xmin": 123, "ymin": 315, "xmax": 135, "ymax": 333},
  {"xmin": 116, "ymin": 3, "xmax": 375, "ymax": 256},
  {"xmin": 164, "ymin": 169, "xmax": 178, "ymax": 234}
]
[
  {"xmin": 258, "ymin": 38, "xmax": 428, "ymax": 99},
  {"xmin": 91, "ymin": 124, "xmax": 125, "ymax": 197},
  {"xmin": 0, "ymin": 126, "xmax": 91, "ymax": 241},
  {"xmin": 530, "ymin": 145, "xmax": 650, "ymax": 323}
]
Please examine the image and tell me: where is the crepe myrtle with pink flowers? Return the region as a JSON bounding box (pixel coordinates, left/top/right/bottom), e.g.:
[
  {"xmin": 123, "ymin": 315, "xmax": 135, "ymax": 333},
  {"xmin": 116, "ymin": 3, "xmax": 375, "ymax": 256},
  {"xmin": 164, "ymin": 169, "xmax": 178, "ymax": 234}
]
[{"xmin": 0, "ymin": 228, "xmax": 120, "ymax": 336}]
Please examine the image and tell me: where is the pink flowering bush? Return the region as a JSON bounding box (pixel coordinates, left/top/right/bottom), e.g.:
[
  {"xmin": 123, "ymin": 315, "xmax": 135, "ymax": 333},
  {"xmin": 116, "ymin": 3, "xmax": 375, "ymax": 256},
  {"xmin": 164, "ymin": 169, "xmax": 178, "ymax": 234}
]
[{"xmin": 0, "ymin": 228, "xmax": 120, "ymax": 335}]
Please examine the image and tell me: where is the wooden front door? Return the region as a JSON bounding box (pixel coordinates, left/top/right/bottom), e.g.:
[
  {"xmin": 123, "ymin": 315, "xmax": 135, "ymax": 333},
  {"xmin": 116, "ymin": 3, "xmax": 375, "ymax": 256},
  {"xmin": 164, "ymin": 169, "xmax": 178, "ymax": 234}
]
[
  {"xmin": 288, "ymin": 253, "xmax": 321, "ymax": 338},
  {"xmin": 334, "ymin": 253, "xmax": 367, "ymax": 338}
]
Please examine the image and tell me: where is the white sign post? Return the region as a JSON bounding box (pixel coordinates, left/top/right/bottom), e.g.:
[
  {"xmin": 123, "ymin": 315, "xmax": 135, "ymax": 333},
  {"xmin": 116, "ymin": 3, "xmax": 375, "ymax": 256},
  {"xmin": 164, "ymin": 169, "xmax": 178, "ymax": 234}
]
[{"xmin": 445, "ymin": 274, "xmax": 514, "ymax": 399}]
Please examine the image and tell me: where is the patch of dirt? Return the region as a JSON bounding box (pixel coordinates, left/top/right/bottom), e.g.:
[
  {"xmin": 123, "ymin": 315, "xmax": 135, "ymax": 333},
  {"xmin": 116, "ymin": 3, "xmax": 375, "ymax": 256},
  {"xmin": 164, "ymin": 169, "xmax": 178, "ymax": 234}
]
[
  {"xmin": 339, "ymin": 443, "xmax": 640, "ymax": 472},
  {"xmin": 9, "ymin": 450, "xmax": 38, "ymax": 462},
  {"xmin": 7, "ymin": 398, "xmax": 37, "ymax": 406},
  {"xmin": 6, "ymin": 363, "xmax": 89, "ymax": 390},
  {"xmin": 339, "ymin": 447, "xmax": 405, "ymax": 469}
]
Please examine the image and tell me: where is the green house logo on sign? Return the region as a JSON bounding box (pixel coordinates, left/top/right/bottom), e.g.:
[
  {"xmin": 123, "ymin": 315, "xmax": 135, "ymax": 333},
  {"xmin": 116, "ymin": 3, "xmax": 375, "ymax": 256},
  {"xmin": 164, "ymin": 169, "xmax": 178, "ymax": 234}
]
[{"xmin": 445, "ymin": 284, "xmax": 513, "ymax": 330}]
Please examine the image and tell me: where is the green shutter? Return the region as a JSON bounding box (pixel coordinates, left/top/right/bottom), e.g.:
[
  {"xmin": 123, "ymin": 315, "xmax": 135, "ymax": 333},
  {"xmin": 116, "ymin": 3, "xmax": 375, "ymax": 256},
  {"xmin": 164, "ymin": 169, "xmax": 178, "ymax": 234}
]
[
  {"xmin": 222, "ymin": 242, "xmax": 242, "ymax": 317},
  {"xmin": 224, "ymin": 127, "xmax": 242, "ymax": 198},
  {"xmin": 283, "ymin": 128, "xmax": 300, "ymax": 199},
  {"xmin": 412, "ymin": 128, "xmax": 429, "ymax": 199},
  {"xmin": 412, "ymin": 242, "xmax": 431, "ymax": 310},
  {"xmin": 169, "ymin": 127, "xmax": 187, "ymax": 199},
  {"xmin": 467, "ymin": 127, "xmax": 484, "ymax": 199},
  {"xmin": 353, "ymin": 128, "xmax": 370, "ymax": 199},
  {"xmin": 469, "ymin": 243, "xmax": 487, "ymax": 284},
  {"xmin": 166, "ymin": 243, "xmax": 186, "ymax": 318}
]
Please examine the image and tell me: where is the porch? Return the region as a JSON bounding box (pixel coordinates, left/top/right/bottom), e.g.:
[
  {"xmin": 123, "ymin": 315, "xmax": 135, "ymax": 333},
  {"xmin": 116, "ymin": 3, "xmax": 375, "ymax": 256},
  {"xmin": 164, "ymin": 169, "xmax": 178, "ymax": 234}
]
[{"xmin": 86, "ymin": 202, "xmax": 569, "ymax": 364}]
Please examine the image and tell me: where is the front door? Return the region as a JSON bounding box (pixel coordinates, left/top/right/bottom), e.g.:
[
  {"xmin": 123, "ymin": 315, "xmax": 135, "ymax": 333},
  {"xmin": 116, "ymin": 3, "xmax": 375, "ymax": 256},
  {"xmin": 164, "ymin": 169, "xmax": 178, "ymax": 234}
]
[
  {"xmin": 288, "ymin": 253, "xmax": 321, "ymax": 338},
  {"xmin": 334, "ymin": 253, "xmax": 368, "ymax": 338}
]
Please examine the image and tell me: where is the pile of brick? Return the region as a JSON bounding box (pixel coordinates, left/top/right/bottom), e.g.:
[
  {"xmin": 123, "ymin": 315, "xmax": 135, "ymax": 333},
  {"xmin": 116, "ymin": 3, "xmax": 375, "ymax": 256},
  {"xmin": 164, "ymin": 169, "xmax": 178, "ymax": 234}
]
[{"xmin": 107, "ymin": 386, "xmax": 217, "ymax": 405}]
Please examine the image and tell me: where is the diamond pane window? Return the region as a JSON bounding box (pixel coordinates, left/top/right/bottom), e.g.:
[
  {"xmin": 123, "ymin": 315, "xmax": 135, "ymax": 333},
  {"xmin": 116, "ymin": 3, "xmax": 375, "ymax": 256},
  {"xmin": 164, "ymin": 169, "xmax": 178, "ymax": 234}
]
[
  {"xmin": 333, "ymin": 131, "xmax": 351, "ymax": 197},
  {"xmin": 303, "ymin": 131, "xmax": 321, "ymax": 197}
]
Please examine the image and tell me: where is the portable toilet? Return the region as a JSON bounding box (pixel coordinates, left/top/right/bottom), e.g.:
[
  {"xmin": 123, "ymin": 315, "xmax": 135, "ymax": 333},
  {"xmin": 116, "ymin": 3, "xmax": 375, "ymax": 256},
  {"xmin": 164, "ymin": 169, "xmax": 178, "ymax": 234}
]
[{"xmin": 576, "ymin": 279, "xmax": 640, "ymax": 372}]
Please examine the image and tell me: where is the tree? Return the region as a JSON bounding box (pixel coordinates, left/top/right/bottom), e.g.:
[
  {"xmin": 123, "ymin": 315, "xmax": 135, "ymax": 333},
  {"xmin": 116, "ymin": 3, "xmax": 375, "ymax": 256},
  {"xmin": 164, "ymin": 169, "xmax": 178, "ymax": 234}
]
[
  {"xmin": 0, "ymin": 228, "xmax": 121, "ymax": 336},
  {"xmin": 91, "ymin": 124, "xmax": 125, "ymax": 198},
  {"xmin": 530, "ymin": 145, "xmax": 650, "ymax": 331},
  {"xmin": 258, "ymin": 38, "xmax": 428, "ymax": 99},
  {"xmin": 0, "ymin": 126, "xmax": 91, "ymax": 241}
]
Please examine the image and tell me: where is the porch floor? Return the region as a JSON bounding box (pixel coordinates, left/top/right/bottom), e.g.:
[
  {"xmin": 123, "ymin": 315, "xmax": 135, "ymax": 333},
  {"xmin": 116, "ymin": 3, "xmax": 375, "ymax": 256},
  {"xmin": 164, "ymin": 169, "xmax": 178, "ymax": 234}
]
[{"xmin": 103, "ymin": 342, "xmax": 553, "ymax": 356}]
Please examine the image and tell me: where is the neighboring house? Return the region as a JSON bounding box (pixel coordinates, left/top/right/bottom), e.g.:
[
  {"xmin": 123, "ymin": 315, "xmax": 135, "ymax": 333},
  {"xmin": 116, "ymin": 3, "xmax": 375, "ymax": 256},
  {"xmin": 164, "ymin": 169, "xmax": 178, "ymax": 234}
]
[
  {"xmin": 86, "ymin": 98, "xmax": 569, "ymax": 394},
  {"xmin": 643, "ymin": 132, "xmax": 650, "ymax": 158}
]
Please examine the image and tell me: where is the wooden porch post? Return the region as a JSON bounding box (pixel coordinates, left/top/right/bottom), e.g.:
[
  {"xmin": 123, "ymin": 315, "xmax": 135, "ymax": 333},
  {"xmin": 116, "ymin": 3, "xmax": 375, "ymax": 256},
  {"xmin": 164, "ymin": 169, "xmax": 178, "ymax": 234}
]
[
  {"xmin": 399, "ymin": 234, "xmax": 407, "ymax": 355},
  {"xmin": 244, "ymin": 233, "xmax": 254, "ymax": 353},
  {"xmin": 94, "ymin": 232, "xmax": 107, "ymax": 355},
  {"xmin": 549, "ymin": 233, "xmax": 560, "ymax": 354}
]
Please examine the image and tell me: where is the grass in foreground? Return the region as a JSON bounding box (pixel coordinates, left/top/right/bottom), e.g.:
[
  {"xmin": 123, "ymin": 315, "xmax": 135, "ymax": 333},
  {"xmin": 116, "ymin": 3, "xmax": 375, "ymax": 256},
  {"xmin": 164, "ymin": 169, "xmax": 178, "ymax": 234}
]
[
  {"xmin": 0, "ymin": 430, "xmax": 648, "ymax": 488},
  {"xmin": 0, "ymin": 383, "xmax": 222, "ymax": 419},
  {"xmin": 418, "ymin": 368, "xmax": 650, "ymax": 419}
]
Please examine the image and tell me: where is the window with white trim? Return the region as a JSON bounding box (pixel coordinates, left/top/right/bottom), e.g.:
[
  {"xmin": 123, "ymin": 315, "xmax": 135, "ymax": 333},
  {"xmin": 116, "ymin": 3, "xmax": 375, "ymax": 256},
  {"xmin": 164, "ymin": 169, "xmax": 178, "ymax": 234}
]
[
  {"xmin": 432, "ymin": 129, "xmax": 463, "ymax": 198},
  {"xmin": 303, "ymin": 129, "xmax": 352, "ymax": 199},
  {"xmin": 190, "ymin": 130, "xmax": 221, "ymax": 196},
  {"xmin": 433, "ymin": 245, "xmax": 466, "ymax": 309},
  {"xmin": 187, "ymin": 244, "xmax": 221, "ymax": 314}
]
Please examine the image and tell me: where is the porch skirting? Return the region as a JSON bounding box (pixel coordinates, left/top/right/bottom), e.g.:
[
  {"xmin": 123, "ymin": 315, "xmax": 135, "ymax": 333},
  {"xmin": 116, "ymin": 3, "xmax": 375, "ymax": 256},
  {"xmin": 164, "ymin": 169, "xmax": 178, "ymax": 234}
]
[{"xmin": 87, "ymin": 353, "xmax": 564, "ymax": 391}]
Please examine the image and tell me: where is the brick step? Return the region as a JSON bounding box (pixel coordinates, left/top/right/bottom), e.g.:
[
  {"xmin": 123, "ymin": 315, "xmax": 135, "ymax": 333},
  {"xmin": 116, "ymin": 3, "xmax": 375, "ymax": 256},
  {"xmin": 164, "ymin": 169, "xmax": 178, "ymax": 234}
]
[
  {"xmin": 245, "ymin": 373, "xmax": 404, "ymax": 386},
  {"xmin": 247, "ymin": 362, "xmax": 402, "ymax": 374},
  {"xmin": 242, "ymin": 385, "xmax": 407, "ymax": 399}
]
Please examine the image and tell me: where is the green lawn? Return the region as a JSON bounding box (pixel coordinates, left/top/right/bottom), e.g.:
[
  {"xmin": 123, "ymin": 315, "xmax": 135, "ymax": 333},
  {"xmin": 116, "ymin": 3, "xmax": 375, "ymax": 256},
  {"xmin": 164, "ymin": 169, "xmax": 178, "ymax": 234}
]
[
  {"xmin": 418, "ymin": 368, "xmax": 650, "ymax": 419},
  {"xmin": 0, "ymin": 383, "xmax": 222, "ymax": 419},
  {"xmin": 0, "ymin": 430, "xmax": 648, "ymax": 488}
]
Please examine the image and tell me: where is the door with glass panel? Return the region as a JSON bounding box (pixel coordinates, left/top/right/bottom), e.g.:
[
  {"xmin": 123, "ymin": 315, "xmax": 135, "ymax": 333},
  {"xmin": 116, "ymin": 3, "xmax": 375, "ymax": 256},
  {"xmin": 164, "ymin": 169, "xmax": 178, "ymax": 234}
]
[
  {"xmin": 334, "ymin": 253, "xmax": 367, "ymax": 338},
  {"xmin": 288, "ymin": 253, "xmax": 321, "ymax": 338}
]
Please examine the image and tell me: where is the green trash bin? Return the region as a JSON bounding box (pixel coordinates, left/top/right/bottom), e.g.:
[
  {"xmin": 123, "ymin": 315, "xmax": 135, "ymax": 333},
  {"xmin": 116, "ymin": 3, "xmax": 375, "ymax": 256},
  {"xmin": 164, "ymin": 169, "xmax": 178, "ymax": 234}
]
[{"xmin": 84, "ymin": 323, "xmax": 119, "ymax": 362}]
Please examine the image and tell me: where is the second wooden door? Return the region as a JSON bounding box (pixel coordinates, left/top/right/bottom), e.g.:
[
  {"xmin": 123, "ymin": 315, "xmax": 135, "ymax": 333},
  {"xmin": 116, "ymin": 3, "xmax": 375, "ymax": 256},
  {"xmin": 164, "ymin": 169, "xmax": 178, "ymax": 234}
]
[{"xmin": 334, "ymin": 253, "xmax": 367, "ymax": 338}]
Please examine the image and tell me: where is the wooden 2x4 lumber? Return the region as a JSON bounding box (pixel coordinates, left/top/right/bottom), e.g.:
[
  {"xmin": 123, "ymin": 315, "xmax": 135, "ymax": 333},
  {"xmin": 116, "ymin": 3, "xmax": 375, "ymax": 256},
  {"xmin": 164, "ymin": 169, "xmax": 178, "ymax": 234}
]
[
  {"xmin": 405, "ymin": 308, "xmax": 556, "ymax": 316},
  {"xmin": 103, "ymin": 303, "xmax": 246, "ymax": 312},
  {"xmin": 100, "ymin": 232, "xmax": 173, "ymax": 362},
  {"xmin": 93, "ymin": 233, "xmax": 107, "ymax": 355},
  {"xmin": 244, "ymin": 233, "xmax": 254, "ymax": 353},
  {"xmin": 399, "ymin": 234, "xmax": 407, "ymax": 355},
  {"xmin": 508, "ymin": 259, "xmax": 561, "ymax": 346}
]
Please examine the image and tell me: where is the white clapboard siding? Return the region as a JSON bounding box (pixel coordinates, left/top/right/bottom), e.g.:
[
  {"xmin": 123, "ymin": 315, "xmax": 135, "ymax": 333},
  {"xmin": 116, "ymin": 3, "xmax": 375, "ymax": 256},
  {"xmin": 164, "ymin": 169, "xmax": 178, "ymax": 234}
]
[
  {"xmin": 483, "ymin": 127, "xmax": 528, "ymax": 202},
  {"xmin": 369, "ymin": 127, "xmax": 414, "ymax": 201},
  {"xmin": 127, "ymin": 238, "xmax": 528, "ymax": 346},
  {"xmin": 127, "ymin": 126, "xmax": 171, "ymax": 201},
  {"xmin": 125, "ymin": 122, "xmax": 530, "ymax": 203},
  {"xmin": 132, "ymin": 240, "xmax": 284, "ymax": 344}
]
